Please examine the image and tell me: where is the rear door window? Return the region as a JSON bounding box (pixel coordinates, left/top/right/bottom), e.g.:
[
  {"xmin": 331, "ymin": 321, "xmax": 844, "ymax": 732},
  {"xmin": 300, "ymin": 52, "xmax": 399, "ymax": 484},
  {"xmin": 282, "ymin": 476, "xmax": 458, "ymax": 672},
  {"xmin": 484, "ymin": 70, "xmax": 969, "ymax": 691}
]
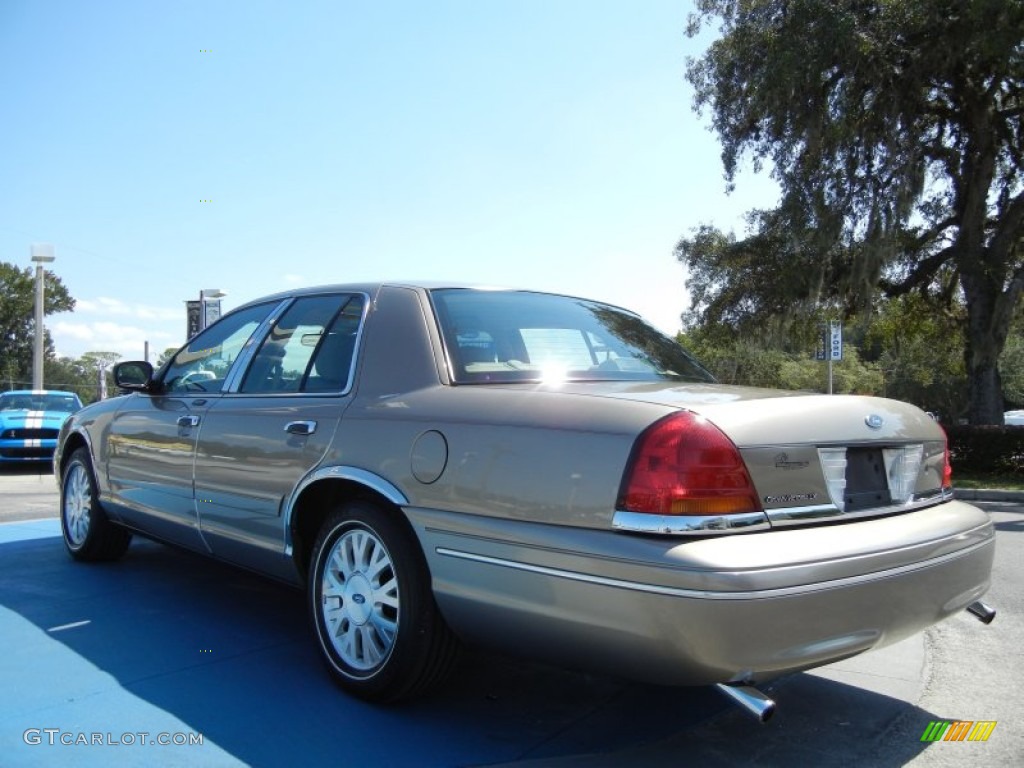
[{"xmin": 240, "ymin": 294, "xmax": 365, "ymax": 394}]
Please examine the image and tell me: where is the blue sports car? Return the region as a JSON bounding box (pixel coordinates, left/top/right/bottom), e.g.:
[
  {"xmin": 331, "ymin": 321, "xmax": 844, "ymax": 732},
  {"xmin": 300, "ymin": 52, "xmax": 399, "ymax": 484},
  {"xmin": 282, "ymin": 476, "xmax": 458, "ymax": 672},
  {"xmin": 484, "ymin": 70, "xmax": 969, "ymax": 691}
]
[{"xmin": 0, "ymin": 390, "xmax": 83, "ymax": 463}]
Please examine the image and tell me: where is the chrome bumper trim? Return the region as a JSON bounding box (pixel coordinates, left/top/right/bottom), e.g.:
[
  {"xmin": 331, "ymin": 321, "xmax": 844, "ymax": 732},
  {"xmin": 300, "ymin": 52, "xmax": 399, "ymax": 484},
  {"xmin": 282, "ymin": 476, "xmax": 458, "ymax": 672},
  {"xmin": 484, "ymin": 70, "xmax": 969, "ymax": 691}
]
[
  {"xmin": 765, "ymin": 488, "xmax": 954, "ymax": 527},
  {"xmin": 611, "ymin": 510, "xmax": 771, "ymax": 535},
  {"xmin": 612, "ymin": 490, "xmax": 954, "ymax": 535}
]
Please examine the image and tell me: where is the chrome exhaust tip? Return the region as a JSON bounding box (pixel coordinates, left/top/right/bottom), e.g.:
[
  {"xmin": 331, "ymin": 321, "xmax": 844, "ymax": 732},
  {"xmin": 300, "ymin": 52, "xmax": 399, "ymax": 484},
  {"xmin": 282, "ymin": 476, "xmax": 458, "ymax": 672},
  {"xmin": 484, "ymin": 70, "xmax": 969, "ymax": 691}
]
[
  {"xmin": 715, "ymin": 683, "xmax": 776, "ymax": 723},
  {"xmin": 967, "ymin": 600, "xmax": 996, "ymax": 624}
]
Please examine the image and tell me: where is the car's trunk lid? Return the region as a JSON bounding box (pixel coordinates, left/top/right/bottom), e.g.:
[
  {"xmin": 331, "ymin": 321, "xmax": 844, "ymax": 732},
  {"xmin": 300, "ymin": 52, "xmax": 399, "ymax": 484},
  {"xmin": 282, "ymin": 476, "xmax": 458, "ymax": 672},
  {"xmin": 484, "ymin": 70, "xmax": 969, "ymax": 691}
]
[{"xmin": 506, "ymin": 380, "xmax": 950, "ymax": 524}]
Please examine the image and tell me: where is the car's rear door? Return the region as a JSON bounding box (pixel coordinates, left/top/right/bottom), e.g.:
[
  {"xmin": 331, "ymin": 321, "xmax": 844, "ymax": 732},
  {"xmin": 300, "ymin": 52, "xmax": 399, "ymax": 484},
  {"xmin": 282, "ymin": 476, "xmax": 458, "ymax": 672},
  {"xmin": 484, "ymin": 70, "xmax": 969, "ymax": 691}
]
[{"xmin": 193, "ymin": 293, "xmax": 365, "ymax": 578}]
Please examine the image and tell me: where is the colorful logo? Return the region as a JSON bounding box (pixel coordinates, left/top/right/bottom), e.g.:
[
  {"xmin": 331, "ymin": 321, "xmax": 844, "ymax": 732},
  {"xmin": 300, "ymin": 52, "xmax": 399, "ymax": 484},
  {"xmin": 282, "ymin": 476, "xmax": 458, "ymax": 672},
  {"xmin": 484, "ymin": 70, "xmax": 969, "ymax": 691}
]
[{"xmin": 920, "ymin": 721, "xmax": 997, "ymax": 742}]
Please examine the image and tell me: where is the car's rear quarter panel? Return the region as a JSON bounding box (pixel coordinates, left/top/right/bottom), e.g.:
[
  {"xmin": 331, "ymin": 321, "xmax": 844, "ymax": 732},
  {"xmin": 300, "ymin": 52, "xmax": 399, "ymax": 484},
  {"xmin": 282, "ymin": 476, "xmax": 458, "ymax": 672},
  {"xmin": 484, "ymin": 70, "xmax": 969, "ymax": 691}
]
[
  {"xmin": 336, "ymin": 385, "xmax": 666, "ymax": 527},
  {"xmin": 341, "ymin": 284, "xmax": 673, "ymax": 528}
]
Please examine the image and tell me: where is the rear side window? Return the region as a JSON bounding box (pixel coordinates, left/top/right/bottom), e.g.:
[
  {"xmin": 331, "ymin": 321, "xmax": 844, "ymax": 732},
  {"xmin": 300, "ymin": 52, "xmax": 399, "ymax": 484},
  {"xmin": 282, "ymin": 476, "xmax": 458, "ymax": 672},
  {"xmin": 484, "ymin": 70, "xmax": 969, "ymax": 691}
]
[
  {"xmin": 430, "ymin": 289, "xmax": 715, "ymax": 384},
  {"xmin": 240, "ymin": 294, "xmax": 365, "ymax": 394}
]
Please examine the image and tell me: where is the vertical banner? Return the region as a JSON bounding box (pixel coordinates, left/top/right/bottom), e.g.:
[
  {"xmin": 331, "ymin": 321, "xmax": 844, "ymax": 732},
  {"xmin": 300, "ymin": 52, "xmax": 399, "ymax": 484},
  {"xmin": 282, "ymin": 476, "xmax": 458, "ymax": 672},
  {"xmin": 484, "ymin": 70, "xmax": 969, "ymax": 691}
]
[
  {"xmin": 203, "ymin": 299, "xmax": 222, "ymax": 329},
  {"xmin": 816, "ymin": 324, "xmax": 828, "ymax": 360},
  {"xmin": 186, "ymin": 301, "xmax": 202, "ymax": 339},
  {"xmin": 829, "ymin": 320, "xmax": 843, "ymax": 361}
]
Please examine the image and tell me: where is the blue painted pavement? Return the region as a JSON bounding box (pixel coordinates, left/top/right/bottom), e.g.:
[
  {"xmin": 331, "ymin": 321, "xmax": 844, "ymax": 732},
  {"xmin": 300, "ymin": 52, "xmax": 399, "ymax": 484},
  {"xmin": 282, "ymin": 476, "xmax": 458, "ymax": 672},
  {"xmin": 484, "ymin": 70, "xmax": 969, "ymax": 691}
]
[{"xmin": 0, "ymin": 519, "xmax": 722, "ymax": 767}]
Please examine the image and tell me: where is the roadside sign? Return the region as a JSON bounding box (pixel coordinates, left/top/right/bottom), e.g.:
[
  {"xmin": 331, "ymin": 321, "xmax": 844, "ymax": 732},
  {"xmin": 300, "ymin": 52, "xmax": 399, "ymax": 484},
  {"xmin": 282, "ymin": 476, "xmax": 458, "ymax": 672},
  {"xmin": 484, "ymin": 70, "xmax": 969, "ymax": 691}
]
[
  {"xmin": 829, "ymin": 321, "xmax": 843, "ymax": 361},
  {"xmin": 816, "ymin": 321, "xmax": 843, "ymax": 362},
  {"xmin": 204, "ymin": 299, "xmax": 222, "ymax": 329},
  {"xmin": 186, "ymin": 301, "xmax": 202, "ymax": 339}
]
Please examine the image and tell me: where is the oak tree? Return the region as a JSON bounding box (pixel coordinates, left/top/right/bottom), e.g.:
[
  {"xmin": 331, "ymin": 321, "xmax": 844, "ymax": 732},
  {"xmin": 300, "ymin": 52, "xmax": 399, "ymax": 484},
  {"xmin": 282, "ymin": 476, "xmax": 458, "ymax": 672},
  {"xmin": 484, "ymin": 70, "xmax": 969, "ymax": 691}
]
[
  {"xmin": 681, "ymin": 0, "xmax": 1024, "ymax": 423},
  {"xmin": 0, "ymin": 261, "xmax": 75, "ymax": 385}
]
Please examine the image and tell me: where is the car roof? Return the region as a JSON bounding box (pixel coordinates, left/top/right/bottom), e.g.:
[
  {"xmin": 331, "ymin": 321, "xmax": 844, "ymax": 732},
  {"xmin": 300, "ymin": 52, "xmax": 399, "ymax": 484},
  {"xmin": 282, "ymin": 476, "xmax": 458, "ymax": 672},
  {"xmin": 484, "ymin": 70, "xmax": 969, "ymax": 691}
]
[{"xmin": 229, "ymin": 281, "xmax": 639, "ymax": 318}]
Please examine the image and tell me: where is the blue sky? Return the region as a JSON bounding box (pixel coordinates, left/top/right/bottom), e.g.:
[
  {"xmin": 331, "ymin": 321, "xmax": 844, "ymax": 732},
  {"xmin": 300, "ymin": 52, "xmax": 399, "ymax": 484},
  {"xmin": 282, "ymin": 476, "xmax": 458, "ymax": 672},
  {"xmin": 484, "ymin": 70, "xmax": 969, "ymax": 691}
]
[{"xmin": 1, "ymin": 0, "xmax": 777, "ymax": 362}]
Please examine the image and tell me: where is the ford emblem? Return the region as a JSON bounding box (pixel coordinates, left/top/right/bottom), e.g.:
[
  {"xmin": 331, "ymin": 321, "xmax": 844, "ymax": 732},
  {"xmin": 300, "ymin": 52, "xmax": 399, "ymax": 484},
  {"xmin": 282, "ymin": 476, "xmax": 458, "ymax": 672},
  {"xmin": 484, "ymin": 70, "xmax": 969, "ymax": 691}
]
[{"xmin": 865, "ymin": 414, "xmax": 884, "ymax": 430}]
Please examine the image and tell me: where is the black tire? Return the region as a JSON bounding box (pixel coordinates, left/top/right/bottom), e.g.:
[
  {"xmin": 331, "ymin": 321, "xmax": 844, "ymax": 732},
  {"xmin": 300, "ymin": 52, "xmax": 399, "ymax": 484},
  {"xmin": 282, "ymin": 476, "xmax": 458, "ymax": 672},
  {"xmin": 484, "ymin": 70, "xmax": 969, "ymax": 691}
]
[
  {"xmin": 309, "ymin": 500, "xmax": 460, "ymax": 703},
  {"xmin": 61, "ymin": 447, "xmax": 132, "ymax": 561}
]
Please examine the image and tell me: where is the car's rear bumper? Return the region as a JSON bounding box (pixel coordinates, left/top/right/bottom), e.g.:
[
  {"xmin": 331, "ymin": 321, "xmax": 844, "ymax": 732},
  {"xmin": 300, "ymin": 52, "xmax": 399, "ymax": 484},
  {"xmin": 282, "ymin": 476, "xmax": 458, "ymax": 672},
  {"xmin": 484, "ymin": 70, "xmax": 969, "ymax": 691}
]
[{"xmin": 407, "ymin": 500, "xmax": 994, "ymax": 685}]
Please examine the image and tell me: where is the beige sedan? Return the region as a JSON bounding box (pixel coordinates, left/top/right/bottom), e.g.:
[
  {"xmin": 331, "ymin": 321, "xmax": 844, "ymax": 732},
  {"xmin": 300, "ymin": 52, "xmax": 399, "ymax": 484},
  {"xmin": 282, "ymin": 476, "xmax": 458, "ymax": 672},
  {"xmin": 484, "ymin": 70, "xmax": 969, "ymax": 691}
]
[{"xmin": 54, "ymin": 283, "xmax": 995, "ymax": 719}]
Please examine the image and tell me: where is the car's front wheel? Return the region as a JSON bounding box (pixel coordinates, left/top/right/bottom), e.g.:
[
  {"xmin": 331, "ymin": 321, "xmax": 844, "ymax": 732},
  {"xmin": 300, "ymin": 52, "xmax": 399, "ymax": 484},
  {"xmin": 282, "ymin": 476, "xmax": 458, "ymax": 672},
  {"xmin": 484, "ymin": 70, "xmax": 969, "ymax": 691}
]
[
  {"xmin": 61, "ymin": 447, "xmax": 132, "ymax": 561},
  {"xmin": 309, "ymin": 500, "xmax": 459, "ymax": 702}
]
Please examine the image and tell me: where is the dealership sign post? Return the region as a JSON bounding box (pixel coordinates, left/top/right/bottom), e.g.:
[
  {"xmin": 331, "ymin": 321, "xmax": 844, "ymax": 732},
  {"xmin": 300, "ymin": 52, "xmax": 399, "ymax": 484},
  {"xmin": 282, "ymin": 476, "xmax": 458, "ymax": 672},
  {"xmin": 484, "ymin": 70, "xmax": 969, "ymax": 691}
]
[
  {"xmin": 185, "ymin": 290, "xmax": 226, "ymax": 340},
  {"xmin": 816, "ymin": 321, "xmax": 843, "ymax": 394}
]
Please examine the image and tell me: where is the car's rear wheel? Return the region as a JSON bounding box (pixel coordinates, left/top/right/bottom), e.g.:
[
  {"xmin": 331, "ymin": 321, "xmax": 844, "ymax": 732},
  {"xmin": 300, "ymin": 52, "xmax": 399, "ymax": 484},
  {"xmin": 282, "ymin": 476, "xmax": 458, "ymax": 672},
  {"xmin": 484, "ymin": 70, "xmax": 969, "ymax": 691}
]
[
  {"xmin": 61, "ymin": 447, "xmax": 132, "ymax": 561},
  {"xmin": 309, "ymin": 500, "xmax": 459, "ymax": 702}
]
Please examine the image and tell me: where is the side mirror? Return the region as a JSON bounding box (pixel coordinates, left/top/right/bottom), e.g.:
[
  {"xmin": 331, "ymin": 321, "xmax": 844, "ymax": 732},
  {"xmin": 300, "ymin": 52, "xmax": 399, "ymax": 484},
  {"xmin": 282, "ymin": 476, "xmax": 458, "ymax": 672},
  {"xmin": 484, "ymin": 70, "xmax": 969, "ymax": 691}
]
[{"xmin": 113, "ymin": 361, "xmax": 155, "ymax": 392}]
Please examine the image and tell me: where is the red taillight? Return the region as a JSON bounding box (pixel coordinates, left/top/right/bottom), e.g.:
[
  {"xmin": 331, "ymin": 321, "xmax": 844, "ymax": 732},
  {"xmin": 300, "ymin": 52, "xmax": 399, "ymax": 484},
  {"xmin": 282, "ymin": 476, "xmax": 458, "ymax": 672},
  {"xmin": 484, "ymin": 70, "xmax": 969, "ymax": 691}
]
[
  {"xmin": 940, "ymin": 425, "xmax": 953, "ymax": 489},
  {"xmin": 618, "ymin": 412, "xmax": 762, "ymax": 516}
]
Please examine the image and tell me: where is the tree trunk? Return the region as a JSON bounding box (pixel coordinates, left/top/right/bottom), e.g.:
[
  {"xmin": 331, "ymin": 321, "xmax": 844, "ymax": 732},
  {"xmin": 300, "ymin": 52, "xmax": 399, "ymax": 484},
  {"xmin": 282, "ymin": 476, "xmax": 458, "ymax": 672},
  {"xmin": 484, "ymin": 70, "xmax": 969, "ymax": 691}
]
[
  {"xmin": 965, "ymin": 354, "xmax": 1004, "ymax": 425},
  {"xmin": 961, "ymin": 273, "xmax": 1007, "ymax": 425}
]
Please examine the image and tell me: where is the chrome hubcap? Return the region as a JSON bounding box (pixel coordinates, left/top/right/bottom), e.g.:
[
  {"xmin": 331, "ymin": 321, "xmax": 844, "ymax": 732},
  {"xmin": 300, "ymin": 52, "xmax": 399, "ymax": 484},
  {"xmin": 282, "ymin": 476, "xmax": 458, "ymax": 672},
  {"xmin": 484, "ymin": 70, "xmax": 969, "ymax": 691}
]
[
  {"xmin": 64, "ymin": 463, "xmax": 92, "ymax": 546},
  {"xmin": 321, "ymin": 527, "xmax": 399, "ymax": 672}
]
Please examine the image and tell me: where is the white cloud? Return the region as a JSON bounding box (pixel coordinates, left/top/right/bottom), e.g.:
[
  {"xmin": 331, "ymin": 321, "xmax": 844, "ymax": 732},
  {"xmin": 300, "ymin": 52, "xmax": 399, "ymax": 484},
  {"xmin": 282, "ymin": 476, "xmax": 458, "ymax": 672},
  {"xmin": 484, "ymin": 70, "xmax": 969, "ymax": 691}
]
[
  {"xmin": 51, "ymin": 319, "xmax": 180, "ymax": 362},
  {"xmin": 48, "ymin": 296, "xmax": 187, "ymax": 361},
  {"xmin": 74, "ymin": 297, "xmax": 129, "ymax": 315},
  {"xmin": 74, "ymin": 297, "xmax": 180, "ymax": 321},
  {"xmin": 52, "ymin": 323, "xmax": 96, "ymax": 342}
]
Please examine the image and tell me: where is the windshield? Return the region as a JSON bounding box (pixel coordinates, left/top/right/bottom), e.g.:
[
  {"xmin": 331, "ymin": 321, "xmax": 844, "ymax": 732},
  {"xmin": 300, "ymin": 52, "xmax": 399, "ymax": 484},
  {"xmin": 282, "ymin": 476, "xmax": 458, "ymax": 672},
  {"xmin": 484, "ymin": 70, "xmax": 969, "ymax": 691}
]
[
  {"xmin": 431, "ymin": 289, "xmax": 715, "ymax": 384},
  {"xmin": 0, "ymin": 393, "xmax": 82, "ymax": 412}
]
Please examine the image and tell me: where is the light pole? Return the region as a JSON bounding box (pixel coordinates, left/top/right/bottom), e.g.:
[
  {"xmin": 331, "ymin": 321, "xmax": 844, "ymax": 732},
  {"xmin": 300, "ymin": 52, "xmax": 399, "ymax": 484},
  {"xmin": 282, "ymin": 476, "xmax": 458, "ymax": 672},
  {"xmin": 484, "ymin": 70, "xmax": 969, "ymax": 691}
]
[{"xmin": 30, "ymin": 243, "xmax": 55, "ymax": 390}]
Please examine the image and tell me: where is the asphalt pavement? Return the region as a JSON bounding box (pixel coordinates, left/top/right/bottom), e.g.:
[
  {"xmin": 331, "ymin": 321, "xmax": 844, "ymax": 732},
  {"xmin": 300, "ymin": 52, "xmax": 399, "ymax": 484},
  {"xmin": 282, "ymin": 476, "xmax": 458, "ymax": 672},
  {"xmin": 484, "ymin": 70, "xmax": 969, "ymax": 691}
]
[{"xmin": 1, "ymin": 464, "xmax": 1021, "ymax": 766}]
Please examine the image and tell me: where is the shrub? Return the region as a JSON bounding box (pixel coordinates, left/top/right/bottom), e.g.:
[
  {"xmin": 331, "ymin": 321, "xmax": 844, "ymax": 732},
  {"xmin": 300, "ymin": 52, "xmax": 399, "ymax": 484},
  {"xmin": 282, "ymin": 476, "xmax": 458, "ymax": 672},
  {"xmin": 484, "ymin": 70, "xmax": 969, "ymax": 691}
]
[{"xmin": 946, "ymin": 425, "xmax": 1024, "ymax": 475}]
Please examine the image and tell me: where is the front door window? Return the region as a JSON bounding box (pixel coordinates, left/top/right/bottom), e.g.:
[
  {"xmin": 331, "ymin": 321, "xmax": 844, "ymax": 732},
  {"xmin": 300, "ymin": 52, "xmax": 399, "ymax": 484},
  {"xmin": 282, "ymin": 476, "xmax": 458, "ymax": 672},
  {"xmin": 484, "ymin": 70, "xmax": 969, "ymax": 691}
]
[{"xmin": 161, "ymin": 303, "xmax": 277, "ymax": 393}]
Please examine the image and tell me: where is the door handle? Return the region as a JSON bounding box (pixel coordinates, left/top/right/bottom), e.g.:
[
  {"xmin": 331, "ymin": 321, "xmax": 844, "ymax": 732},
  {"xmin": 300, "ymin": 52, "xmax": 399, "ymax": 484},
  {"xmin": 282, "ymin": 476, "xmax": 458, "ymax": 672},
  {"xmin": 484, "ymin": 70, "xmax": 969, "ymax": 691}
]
[
  {"xmin": 285, "ymin": 420, "xmax": 317, "ymax": 436},
  {"xmin": 177, "ymin": 415, "xmax": 200, "ymax": 428}
]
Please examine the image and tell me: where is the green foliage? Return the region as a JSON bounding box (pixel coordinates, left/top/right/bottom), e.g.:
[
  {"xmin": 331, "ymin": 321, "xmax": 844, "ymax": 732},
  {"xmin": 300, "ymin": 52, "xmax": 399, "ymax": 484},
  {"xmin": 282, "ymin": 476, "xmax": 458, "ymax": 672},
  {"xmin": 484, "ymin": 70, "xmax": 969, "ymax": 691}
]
[
  {"xmin": 155, "ymin": 347, "xmax": 178, "ymax": 368},
  {"xmin": 44, "ymin": 357, "xmax": 100, "ymax": 404},
  {"xmin": 680, "ymin": 330, "xmax": 794, "ymax": 387},
  {"xmin": 679, "ymin": 211, "xmax": 848, "ymax": 333},
  {"xmin": 0, "ymin": 260, "xmax": 138, "ymax": 404},
  {"xmin": 862, "ymin": 294, "xmax": 968, "ymax": 419},
  {"xmin": 684, "ymin": 0, "xmax": 1024, "ymax": 424},
  {"xmin": 1002, "ymin": 310, "xmax": 1024, "ymax": 408},
  {"xmin": 678, "ymin": 325, "xmax": 882, "ymax": 395},
  {"xmin": 80, "ymin": 351, "xmax": 122, "ymax": 374},
  {"xmin": 40, "ymin": 354, "xmax": 123, "ymax": 405},
  {"xmin": 680, "ymin": 285, "xmax": 1021, "ymax": 419},
  {"xmin": 946, "ymin": 425, "xmax": 1024, "ymax": 475},
  {"xmin": 953, "ymin": 470, "xmax": 1024, "ymax": 491},
  {"xmin": 0, "ymin": 261, "xmax": 75, "ymax": 382}
]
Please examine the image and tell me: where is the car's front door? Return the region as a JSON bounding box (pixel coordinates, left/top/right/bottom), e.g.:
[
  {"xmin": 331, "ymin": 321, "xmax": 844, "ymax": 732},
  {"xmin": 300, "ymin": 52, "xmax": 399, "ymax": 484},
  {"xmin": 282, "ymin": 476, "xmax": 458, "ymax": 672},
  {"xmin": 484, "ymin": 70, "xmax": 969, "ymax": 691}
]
[
  {"xmin": 104, "ymin": 301, "xmax": 280, "ymax": 550},
  {"xmin": 192, "ymin": 293, "xmax": 365, "ymax": 578}
]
